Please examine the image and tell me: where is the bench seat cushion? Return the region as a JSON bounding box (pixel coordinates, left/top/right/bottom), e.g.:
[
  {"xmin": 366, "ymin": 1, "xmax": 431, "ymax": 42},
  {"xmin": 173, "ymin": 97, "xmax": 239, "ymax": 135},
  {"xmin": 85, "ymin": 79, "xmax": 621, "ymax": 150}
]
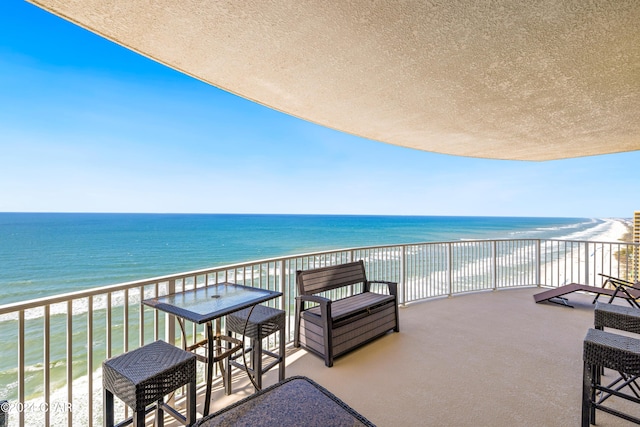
[{"xmin": 303, "ymin": 292, "xmax": 395, "ymax": 323}]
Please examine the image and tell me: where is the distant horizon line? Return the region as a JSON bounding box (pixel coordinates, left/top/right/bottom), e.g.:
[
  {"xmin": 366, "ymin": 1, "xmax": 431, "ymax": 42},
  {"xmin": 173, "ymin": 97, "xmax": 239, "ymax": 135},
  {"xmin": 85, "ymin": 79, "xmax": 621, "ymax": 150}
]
[{"xmin": 0, "ymin": 211, "xmax": 623, "ymax": 220}]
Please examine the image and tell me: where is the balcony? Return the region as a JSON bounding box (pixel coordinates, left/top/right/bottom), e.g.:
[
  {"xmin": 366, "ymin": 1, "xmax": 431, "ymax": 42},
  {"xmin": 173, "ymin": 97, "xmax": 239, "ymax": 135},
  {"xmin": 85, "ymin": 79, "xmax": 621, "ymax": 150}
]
[
  {"xmin": 205, "ymin": 287, "xmax": 635, "ymax": 426},
  {"xmin": 1, "ymin": 238, "xmax": 638, "ymax": 426}
]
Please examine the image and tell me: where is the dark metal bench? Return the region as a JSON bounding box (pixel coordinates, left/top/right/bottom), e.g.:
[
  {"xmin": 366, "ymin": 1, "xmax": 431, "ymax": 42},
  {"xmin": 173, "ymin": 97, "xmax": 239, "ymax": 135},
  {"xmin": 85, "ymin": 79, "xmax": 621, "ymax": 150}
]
[{"xmin": 294, "ymin": 260, "xmax": 399, "ymax": 367}]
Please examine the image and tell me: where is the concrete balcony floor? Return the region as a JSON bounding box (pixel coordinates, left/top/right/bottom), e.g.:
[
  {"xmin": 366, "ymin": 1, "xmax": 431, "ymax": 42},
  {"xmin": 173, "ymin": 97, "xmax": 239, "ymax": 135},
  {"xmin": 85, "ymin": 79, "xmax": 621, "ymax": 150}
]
[{"xmin": 174, "ymin": 287, "xmax": 638, "ymax": 426}]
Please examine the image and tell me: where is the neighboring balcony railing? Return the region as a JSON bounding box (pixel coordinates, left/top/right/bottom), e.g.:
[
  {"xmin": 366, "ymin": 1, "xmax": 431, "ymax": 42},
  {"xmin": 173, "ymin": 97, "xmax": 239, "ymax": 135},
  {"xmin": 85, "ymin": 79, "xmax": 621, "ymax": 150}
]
[{"xmin": 0, "ymin": 238, "xmax": 637, "ymax": 426}]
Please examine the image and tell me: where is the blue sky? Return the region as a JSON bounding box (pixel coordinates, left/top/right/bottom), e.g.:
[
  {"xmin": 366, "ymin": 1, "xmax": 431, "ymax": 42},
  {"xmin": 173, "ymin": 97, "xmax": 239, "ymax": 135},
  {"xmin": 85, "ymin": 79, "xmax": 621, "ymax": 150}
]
[{"xmin": 1, "ymin": 2, "xmax": 638, "ymax": 218}]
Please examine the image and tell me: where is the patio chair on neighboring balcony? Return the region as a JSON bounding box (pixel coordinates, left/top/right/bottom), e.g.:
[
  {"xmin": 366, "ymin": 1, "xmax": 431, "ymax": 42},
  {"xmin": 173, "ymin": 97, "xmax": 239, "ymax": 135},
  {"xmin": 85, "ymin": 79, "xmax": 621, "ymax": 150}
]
[{"xmin": 534, "ymin": 274, "xmax": 640, "ymax": 309}]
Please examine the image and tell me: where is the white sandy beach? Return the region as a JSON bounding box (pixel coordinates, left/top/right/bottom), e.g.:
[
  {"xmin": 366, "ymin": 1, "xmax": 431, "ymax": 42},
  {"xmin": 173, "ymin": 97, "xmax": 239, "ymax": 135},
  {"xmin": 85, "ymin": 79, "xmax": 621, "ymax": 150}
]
[
  {"xmin": 575, "ymin": 217, "xmax": 629, "ymax": 242},
  {"xmin": 542, "ymin": 218, "xmax": 631, "ymax": 287}
]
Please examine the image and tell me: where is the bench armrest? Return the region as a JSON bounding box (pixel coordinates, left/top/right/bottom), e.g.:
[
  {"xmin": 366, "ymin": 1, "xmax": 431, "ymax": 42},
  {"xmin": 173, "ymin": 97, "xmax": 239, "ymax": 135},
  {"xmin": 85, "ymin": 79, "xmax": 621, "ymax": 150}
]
[
  {"xmin": 295, "ymin": 294, "xmax": 332, "ymax": 316},
  {"xmin": 294, "ymin": 296, "xmax": 333, "ymax": 356},
  {"xmin": 368, "ymin": 280, "xmax": 398, "ymax": 298},
  {"xmin": 297, "ymin": 294, "xmax": 331, "ymax": 305}
]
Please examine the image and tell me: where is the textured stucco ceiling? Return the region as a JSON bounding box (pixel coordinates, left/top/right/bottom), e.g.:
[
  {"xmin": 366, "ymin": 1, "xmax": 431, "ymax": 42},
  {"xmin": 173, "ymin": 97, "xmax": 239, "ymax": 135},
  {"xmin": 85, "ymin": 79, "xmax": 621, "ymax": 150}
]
[{"xmin": 29, "ymin": 0, "xmax": 640, "ymax": 160}]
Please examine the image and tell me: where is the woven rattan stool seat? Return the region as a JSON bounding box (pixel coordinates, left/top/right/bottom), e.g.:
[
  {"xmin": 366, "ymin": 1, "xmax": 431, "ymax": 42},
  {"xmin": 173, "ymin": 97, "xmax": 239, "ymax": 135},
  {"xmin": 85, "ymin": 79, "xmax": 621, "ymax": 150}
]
[
  {"xmin": 584, "ymin": 328, "xmax": 640, "ymax": 375},
  {"xmin": 582, "ymin": 328, "xmax": 640, "ymax": 426},
  {"xmin": 103, "ymin": 340, "xmax": 196, "ymax": 427},
  {"xmin": 595, "ymin": 302, "xmax": 640, "ymax": 335},
  {"xmin": 227, "ymin": 305, "xmax": 286, "ymax": 339},
  {"xmin": 227, "ymin": 305, "xmax": 286, "ymax": 391}
]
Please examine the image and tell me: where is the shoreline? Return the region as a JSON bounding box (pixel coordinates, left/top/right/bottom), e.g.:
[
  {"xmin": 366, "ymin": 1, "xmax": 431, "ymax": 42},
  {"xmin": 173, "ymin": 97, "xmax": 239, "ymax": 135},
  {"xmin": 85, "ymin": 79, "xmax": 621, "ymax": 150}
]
[
  {"xmin": 590, "ymin": 218, "xmax": 630, "ymax": 242},
  {"xmin": 542, "ymin": 218, "xmax": 630, "ymax": 287}
]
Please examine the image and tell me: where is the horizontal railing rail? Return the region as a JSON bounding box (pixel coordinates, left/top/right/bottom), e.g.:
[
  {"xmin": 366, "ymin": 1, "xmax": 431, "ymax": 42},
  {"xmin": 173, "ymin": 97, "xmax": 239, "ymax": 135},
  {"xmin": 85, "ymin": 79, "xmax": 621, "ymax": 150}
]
[{"xmin": 0, "ymin": 238, "xmax": 638, "ymax": 426}]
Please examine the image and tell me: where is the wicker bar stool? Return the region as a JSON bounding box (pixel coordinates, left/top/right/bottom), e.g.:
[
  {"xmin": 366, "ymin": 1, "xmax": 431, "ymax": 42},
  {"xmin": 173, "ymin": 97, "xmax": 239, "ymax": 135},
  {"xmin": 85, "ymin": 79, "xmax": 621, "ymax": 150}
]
[
  {"xmin": 595, "ymin": 301, "xmax": 640, "ymax": 334},
  {"xmin": 594, "ymin": 302, "xmax": 640, "ymax": 396},
  {"xmin": 103, "ymin": 340, "xmax": 196, "ymax": 427},
  {"xmin": 582, "ymin": 328, "xmax": 640, "ymax": 426},
  {"xmin": 226, "ymin": 305, "xmax": 286, "ymax": 391}
]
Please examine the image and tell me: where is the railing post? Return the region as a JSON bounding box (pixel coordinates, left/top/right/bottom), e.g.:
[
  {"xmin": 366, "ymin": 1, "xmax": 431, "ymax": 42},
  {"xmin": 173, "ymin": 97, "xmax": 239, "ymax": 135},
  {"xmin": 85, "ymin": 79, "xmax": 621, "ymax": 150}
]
[
  {"xmin": 106, "ymin": 293, "xmax": 112, "ymax": 358},
  {"xmin": 87, "ymin": 297, "xmax": 93, "ymax": 426},
  {"xmin": 18, "ymin": 310, "xmax": 25, "ymax": 427},
  {"xmin": 400, "ymin": 245, "xmax": 406, "ymax": 305},
  {"xmin": 44, "ymin": 305, "xmax": 51, "ymax": 427},
  {"xmin": 279, "ymin": 260, "xmax": 286, "ymax": 312},
  {"xmin": 448, "ymin": 243, "xmax": 453, "ymax": 297},
  {"xmin": 584, "ymin": 241, "xmax": 590, "ymax": 285},
  {"xmin": 139, "ymin": 286, "xmax": 145, "ymax": 347},
  {"xmin": 492, "ymin": 240, "xmax": 497, "ymax": 291},
  {"xmin": 66, "ymin": 302, "xmax": 72, "ymax": 427},
  {"xmin": 123, "ymin": 289, "xmax": 129, "ymax": 352},
  {"xmin": 536, "ymin": 240, "xmax": 541, "ymax": 287},
  {"xmin": 165, "ymin": 279, "xmax": 176, "ymax": 346},
  {"xmin": 627, "ymin": 242, "xmax": 640, "ymax": 282}
]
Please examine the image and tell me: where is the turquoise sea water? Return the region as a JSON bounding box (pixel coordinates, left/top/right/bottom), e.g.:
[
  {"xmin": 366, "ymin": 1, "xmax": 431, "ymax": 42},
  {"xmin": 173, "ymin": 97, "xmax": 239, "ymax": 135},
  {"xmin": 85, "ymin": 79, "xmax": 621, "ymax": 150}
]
[
  {"xmin": 0, "ymin": 213, "xmax": 606, "ymax": 306},
  {"xmin": 0, "ymin": 213, "xmax": 617, "ymax": 409}
]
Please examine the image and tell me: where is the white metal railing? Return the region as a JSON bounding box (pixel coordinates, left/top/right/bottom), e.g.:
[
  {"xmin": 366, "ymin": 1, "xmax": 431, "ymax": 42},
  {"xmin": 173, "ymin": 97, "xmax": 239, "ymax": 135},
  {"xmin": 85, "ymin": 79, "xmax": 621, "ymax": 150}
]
[{"xmin": 0, "ymin": 238, "xmax": 637, "ymax": 426}]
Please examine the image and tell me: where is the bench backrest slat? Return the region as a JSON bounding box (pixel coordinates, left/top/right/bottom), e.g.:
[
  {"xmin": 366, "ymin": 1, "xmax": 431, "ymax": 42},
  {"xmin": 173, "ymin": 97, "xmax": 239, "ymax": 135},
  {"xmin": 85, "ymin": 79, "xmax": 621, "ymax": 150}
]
[{"xmin": 296, "ymin": 260, "xmax": 367, "ymax": 295}]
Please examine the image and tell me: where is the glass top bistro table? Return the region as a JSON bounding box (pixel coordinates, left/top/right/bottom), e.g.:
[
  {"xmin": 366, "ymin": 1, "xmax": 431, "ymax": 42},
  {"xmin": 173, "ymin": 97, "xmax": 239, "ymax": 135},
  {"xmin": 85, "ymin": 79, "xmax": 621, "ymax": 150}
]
[{"xmin": 142, "ymin": 282, "xmax": 282, "ymax": 416}]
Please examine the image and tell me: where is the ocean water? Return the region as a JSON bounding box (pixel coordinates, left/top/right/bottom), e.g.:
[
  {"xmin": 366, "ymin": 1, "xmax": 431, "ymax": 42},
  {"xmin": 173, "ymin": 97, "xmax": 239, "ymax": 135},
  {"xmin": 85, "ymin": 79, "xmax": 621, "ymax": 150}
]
[
  {"xmin": 0, "ymin": 213, "xmax": 619, "ymax": 417},
  {"xmin": 0, "ymin": 213, "xmax": 609, "ymax": 306}
]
